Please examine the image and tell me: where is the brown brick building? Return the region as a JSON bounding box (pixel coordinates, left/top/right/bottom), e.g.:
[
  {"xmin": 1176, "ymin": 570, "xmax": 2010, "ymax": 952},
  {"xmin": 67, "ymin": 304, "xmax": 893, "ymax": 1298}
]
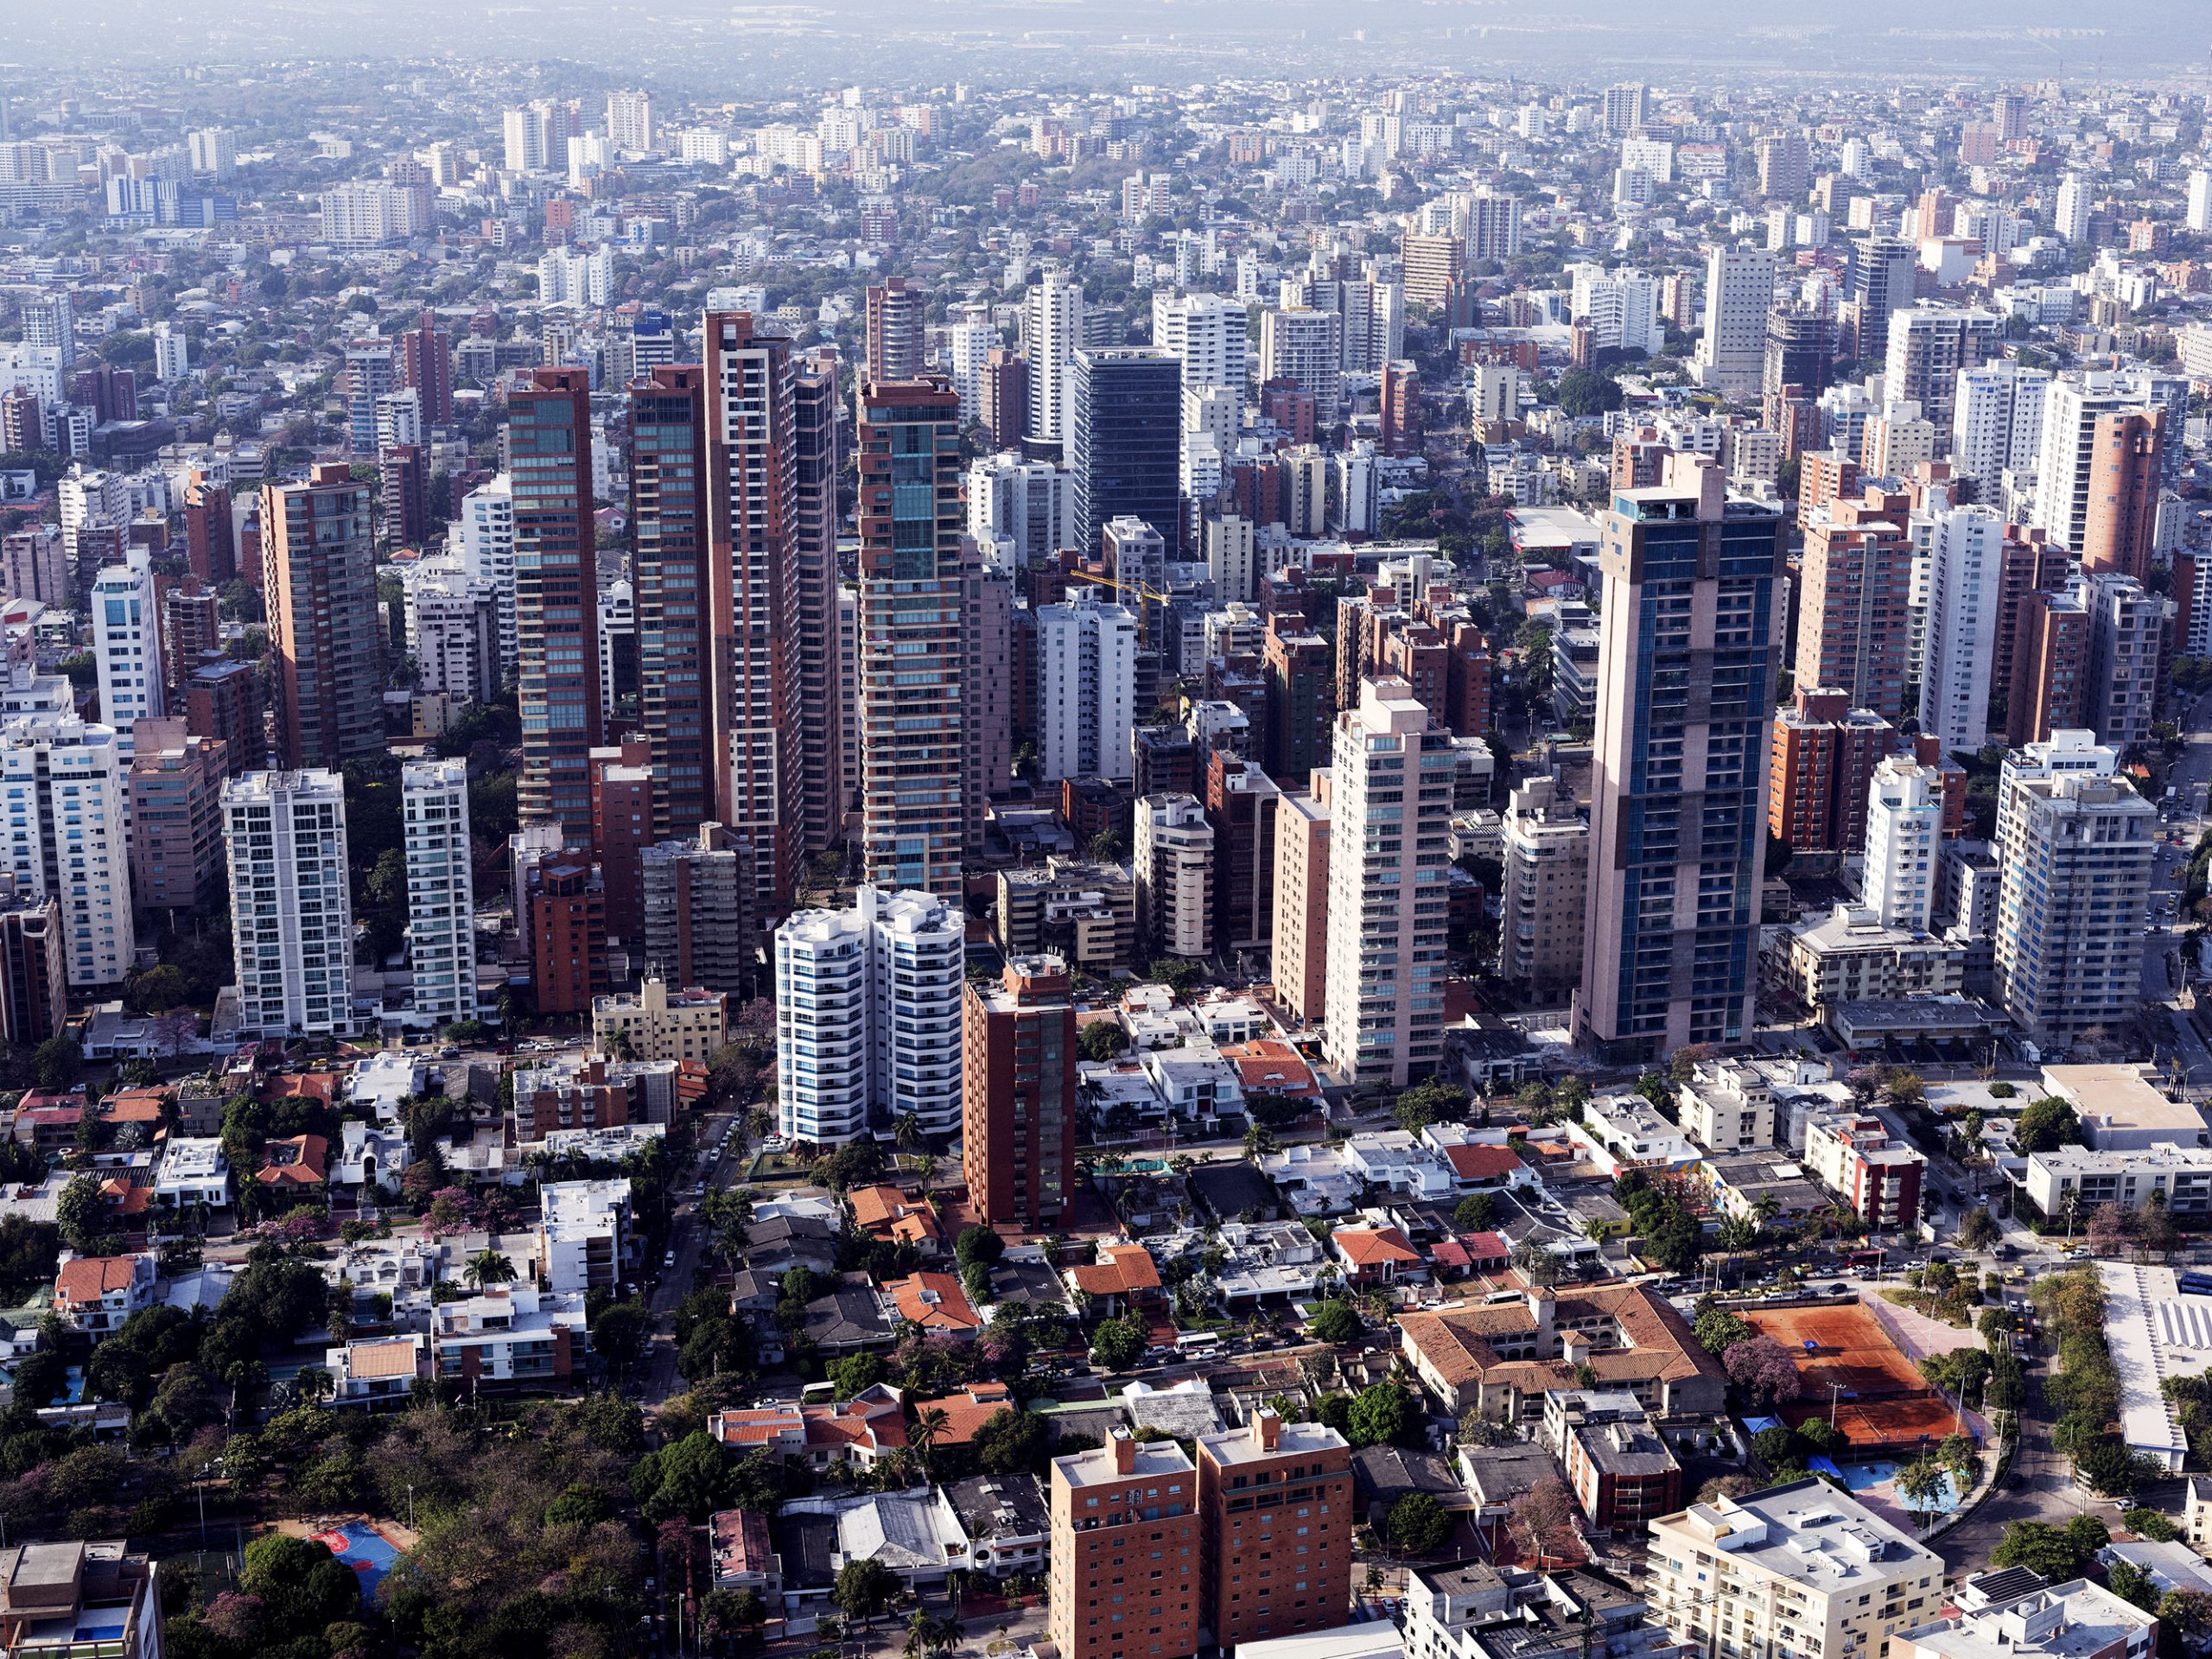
[
  {"xmin": 960, "ymin": 955, "xmax": 1078, "ymax": 1230},
  {"xmin": 1049, "ymin": 1431, "xmax": 1201, "ymax": 1659},
  {"xmin": 1195, "ymin": 1410, "xmax": 1353, "ymax": 1651}
]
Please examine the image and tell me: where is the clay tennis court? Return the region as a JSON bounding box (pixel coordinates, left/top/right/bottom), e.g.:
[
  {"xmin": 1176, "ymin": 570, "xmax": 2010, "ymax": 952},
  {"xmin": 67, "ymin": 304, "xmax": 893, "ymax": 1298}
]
[{"xmin": 1740, "ymin": 1300, "xmax": 1964, "ymax": 1454}]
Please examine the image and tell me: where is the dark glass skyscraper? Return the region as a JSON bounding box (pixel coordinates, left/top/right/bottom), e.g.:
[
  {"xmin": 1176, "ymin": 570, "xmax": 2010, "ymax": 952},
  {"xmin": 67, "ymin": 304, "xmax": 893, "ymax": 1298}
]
[
  {"xmin": 628, "ymin": 365, "xmax": 710, "ymax": 841},
  {"xmin": 512, "ymin": 367, "xmax": 601, "ymax": 840},
  {"xmin": 1070, "ymin": 347, "xmax": 1181, "ymax": 560}
]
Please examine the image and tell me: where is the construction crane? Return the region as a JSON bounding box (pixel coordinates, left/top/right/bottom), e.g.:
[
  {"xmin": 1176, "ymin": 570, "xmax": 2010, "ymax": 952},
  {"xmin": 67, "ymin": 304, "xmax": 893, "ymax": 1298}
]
[{"xmin": 1065, "ymin": 568, "xmax": 1174, "ymax": 612}]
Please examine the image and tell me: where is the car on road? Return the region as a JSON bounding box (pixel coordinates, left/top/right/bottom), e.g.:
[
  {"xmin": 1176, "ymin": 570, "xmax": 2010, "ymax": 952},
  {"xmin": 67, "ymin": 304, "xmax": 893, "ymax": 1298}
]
[{"xmin": 663, "ymin": 1250, "xmax": 676, "ymax": 1268}]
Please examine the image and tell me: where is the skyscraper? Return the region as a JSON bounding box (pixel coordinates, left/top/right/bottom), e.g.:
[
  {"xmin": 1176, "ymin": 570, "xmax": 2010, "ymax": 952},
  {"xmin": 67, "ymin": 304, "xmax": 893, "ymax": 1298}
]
[
  {"xmin": 1861, "ymin": 756, "xmax": 1942, "ymax": 931},
  {"xmin": 458, "ymin": 475, "xmax": 518, "ymax": 685},
  {"xmin": 2034, "ymin": 377, "xmax": 2153, "ymax": 554},
  {"xmin": 856, "ymin": 377, "xmax": 967, "ymax": 899},
  {"xmin": 1322, "ymin": 676, "xmax": 1456, "ymax": 1088},
  {"xmin": 265, "ymin": 463, "xmax": 383, "ymax": 772},
  {"xmin": 1883, "ymin": 308, "xmax": 2002, "ymax": 448},
  {"xmin": 90, "ymin": 549, "xmax": 162, "ymax": 757},
  {"xmin": 1694, "ymin": 245, "xmax": 1777, "ymax": 399},
  {"xmin": 1070, "ymin": 348, "xmax": 1182, "ymax": 561},
  {"xmin": 225, "ymin": 768, "xmax": 353, "ymax": 1037},
  {"xmin": 1035, "ymin": 588, "xmax": 1138, "ymax": 783},
  {"xmin": 864, "ymin": 276, "xmax": 928, "ymax": 385},
  {"xmin": 1950, "ymin": 362, "xmax": 2050, "ymax": 483},
  {"xmin": 628, "ymin": 365, "xmax": 712, "ymax": 842},
  {"xmin": 1916, "ymin": 505, "xmax": 2009, "ymax": 753},
  {"xmin": 2079, "ymin": 408, "xmax": 2164, "ymax": 583},
  {"xmin": 2053, "ymin": 175, "xmax": 2090, "ymax": 243},
  {"xmin": 1150, "ymin": 290, "xmax": 1249, "ymax": 392},
  {"xmin": 1272, "ymin": 772, "xmax": 1331, "ymax": 1025},
  {"xmin": 403, "ymin": 758, "xmax": 476, "ymax": 1026},
  {"xmin": 774, "ymin": 884, "xmax": 964, "ymax": 1146},
  {"xmin": 1024, "ymin": 265, "xmax": 1084, "ymax": 444},
  {"xmin": 1257, "ymin": 308, "xmax": 1344, "ymax": 427},
  {"xmin": 0, "ymin": 715, "xmax": 132, "ymax": 988},
  {"xmin": 510, "ymin": 368, "xmax": 601, "ymax": 839},
  {"xmin": 793, "ymin": 356, "xmax": 845, "ymax": 855},
  {"xmin": 397, "ymin": 310, "xmax": 453, "ymax": 426},
  {"xmin": 1577, "ymin": 455, "xmax": 1787, "ymax": 1060},
  {"xmin": 1845, "ymin": 236, "xmax": 1917, "ymax": 363},
  {"xmin": 1993, "ymin": 731, "xmax": 2153, "ymax": 1052},
  {"xmin": 961, "ymin": 953, "xmax": 1077, "ymax": 1229},
  {"xmin": 703, "ymin": 313, "xmax": 800, "ymax": 931},
  {"xmin": 1796, "ymin": 493, "xmax": 1914, "ymax": 722}
]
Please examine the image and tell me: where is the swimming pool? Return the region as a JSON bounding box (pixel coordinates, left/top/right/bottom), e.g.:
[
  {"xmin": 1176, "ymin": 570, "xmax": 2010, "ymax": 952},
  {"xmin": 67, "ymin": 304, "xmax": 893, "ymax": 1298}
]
[{"xmin": 1838, "ymin": 1460, "xmax": 1966, "ymax": 1512}]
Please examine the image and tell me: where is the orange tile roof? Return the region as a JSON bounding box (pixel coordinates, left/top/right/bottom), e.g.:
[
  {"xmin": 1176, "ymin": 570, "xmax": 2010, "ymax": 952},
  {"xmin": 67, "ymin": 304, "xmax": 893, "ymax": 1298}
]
[
  {"xmin": 54, "ymin": 1256, "xmax": 138, "ymax": 1305},
  {"xmin": 849, "ymin": 1184, "xmax": 912, "ymax": 1230},
  {"xmin": 909, "ymin": 1381, "xmax": 1016, "ymax": 1446},
  {"xmin": 99, "ymin": 1088, "xmax": 168, "ymax": 1123},
  {"xmin": 257, "ymin": 1133, "xmax": 328, "ymax": 1185},
  {"xmin": 884, "ymin": 1271, "xmax": 982, "ymax": 1334},
  {"xmin": 1398, "ymin": 1281, "xmax": 1727, "ymax": 1395},
  {"xmin": 1441, "ymin": 1144, "xmax": 1524, "ymax": 1181},
  {"xmin": 1336, "ymin": 1226, "xmax": 1424, "ymax": 1267},
  {"xmin": 99, "ymin": 1178, "xmax": 152, "ymax": 1216},
  {"xmin": 266, "ymin": 1072, "xmax": 339, "ymax": 1103},
  {"xmin": 1219, "ymin": 1039, "xmax": 1322, "ymax": 1097}
]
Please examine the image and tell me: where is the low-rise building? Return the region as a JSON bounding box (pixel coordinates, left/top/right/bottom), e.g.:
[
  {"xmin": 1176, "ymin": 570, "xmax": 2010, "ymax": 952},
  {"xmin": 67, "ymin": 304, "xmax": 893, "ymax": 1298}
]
[
  {"xmin": 1892, "ymin": 1578, "xmax": 2155, "ymax": 1659},
  {"xmin": 2043, "ymin": 1065, "xmax": 2212, "ymax": 1151},
  {"xmin": 325, "ymin": 1334, "xmax": 429, "ymax": 1406},
  {"xmin": 1647, "ymin": 1482, "xmax": 1943, "ymax": 1659},
  {"xmin": 1546, "ymin": 1389, "xmax": 1682, "ymax": 1535},
  {"xmin": 1675, "ymin": 1058, "xmax": 1777, "ymax": 1154},
  {"xmin": 709, "ymin": 1509, "xmax": 782, "ymax": 1600},
  {"xmin": 152, "ymin": 1137, "xmax": 229, "ymax": 1210},
  {"xmin": 1573, "ymin": 1095, "xmax": 1700, "ymax": 1174},
  {"xmin": 52, "ymin": 1253, "xmax": 158, "ymax": 1334},
  {"xmin": 1782, "ymin": 904, "xmax": 1968, "ymax": 1010},
  {"xmin": 0, "ymin": 1541, "xmax": 166, "ymax": 1659},
  {"xmin": 944, "ymin": 1472, "xmax": 1050, "ymax": 1579},
  {"xmin": 1343, "ymin": 1129, "xmax": 1457, "ymax": 1201},
  {"xmin": 536, "ymin": 1177, "xmax": 634, "ymax": 1293},
  {"xmin": 1802, "ymin": 1110, "xmax": 1925, "ymax": 1231},
  {"xmin": 590, "ymin": 975, "xmax": 728, "ymax": 1064},
  {"xmin": 2024, "ymin": 1142, "xmax": 2212, "ymax": 1222},
  {"xmin": 429, "ymin": 1284, "xmax": 588, "ymax": 1389}
]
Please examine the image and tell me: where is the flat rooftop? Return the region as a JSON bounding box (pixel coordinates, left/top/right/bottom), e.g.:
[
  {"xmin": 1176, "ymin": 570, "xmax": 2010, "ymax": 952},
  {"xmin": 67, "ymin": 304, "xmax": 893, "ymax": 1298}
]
[
  {"xmin": 1198, "ymin": 1418, "xmax": 1347, "ymax": 1468},
  {"xmin": 1056, "ymin": 1436, "xmax": 1195, "ymax": 1490}
]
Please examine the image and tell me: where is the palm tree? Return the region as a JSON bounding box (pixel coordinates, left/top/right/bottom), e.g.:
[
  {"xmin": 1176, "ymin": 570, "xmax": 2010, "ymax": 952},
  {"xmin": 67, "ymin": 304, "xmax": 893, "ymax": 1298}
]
[
  {"xmin": 913, "ymin": 1152, "xmax": 938, "ymax": 1190},
  {"xmin": 912, "ymin": 1406, "xmax": 950, "ymax": 1479},
  {"xmin": 466, "ymin": 1249, "xmax": 517, "ymax": 1290},
  {"xmin": 894, "ymin": 1112, "xmax": 922, "ymax": 1152}
]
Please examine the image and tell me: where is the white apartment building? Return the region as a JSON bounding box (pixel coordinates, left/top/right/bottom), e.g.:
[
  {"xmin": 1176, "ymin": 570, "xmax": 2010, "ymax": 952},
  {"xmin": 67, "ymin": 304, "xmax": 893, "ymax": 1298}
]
[
  {"xmin": 1569, "ymin": 264, "xmax": 1663, "ymax": 354},
  {"xmin": 412, "ymin": 577, "xmax": 502, "ymax": 704},
  {"xmin": 1497, "ymin": 775, "xmax": 1586, "ymax": 994},
  {"xmin": 538, "ymin": 246, "xmax": 613, "ymax": 308},
  {"xmin": 90, "ymin": 550, "xmax": 163, "ymax": 756},
  {"xmin": 966, "ymin": 453, "xmax": 1073, "ymax": 568},
  {"xmin": 456, "ymin": 474, "xmax": 518, "ymax": 683},
  {"xmin": 151, "ymin": 322, "xmax": 189, "ymax": 384},
  {"xmin": 1915, "ymin": 505, "xmax": 2007, "ymax": 752},
  {"xmin": 2023, "ymin": 1142, "xmax": 2212, "ymax": 1223},
  {"xmin": 403, "ymin": 760, "xmax": 475, "ymax": 1027},
  {"xmin": 1648, "ymin": 1482, "xmax": 1944, "ymax": 1659},
  {"xmin": 1993, "ymin": 732, "xmax": 2157, "ymax": 1052},
  {"xmin": 226, "ymin": 769, "xmax": 356, "ymax": 1039},
  {"xmin": 2034, "ymin": 376, "xmax": 2152, "ymax": 552},
  {"xmin": 0, "ymin": 715, "xmax": 133, "ymax": 987},
  {"xmin": 1694, "ymin": 245, "xmax": 1778, "ymax": 398},
  {"xmin": 1258, "ymin": 307, "xmax": 1344, "ymax": 426},
  {"xmin": 2054, "ymin": 175, "xmax": 2090, "ymax": 243},
  {"xmin": 1025, "ymin": 265, "xmax": 1084, "ymax": 443},
  {"xmin": 1950, "ymin": 363, "xmax": 2049, "ymax": 483},
  {"xmin": 2084, "ymin": 570, "xmax": 2162, "ymax": 755},
  {"xmin": 1863, "ymin": 756, "xmax": 1942, "ymax": 931},
  {"xmin": 1894, "ymin": 1580, "xmax": 2153, "ymax": 1659},
  {"xmin": 606, "ymin": 91, "xmax": 655, "ymax": 153},
  {"xmin": 1675, "ymin": 1058, "xmax": 1778, "ymax": 1154},
  {"xmin": 1150, "ymin": 291, "xmax": 1248, "ymax": 392},
  {"xmin": 1135, "ymin": 792, "xmax": 1214, "ymax": 961},
  {"xmin": 1323, "ymin": 676, "xmax": 1456, "ymax": 1089},
  {"xmin": 773, "ymin": 885, "xmax": 964, "ymax": 1147},
  {"xmin": 1035, "ymin": 588, "xmax": 1137, "ymax": 784}
]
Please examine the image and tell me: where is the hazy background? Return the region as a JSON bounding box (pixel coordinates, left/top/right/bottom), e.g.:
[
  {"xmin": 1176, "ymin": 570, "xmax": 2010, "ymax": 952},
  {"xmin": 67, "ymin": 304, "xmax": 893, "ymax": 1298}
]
[{"xmin": 14, "ymin": 0, "xmax": 2209, "ymax": 87}]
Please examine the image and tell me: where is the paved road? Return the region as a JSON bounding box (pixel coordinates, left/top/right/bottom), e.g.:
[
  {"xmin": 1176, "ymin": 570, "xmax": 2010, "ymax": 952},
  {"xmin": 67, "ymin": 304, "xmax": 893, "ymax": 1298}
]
[
  {"xmin": 637, "ymin": 1107, "xmax": 740, "ymax": 1405},
  {"xmin": 1933, "ymin": 1357, "xmax": 2092, "ymax": 1572}
]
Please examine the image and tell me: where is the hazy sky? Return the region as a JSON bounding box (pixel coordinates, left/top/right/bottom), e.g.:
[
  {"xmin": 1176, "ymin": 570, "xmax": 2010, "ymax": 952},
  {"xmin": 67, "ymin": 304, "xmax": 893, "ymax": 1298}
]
[{"xmin": 13, "ymin": 0, "xmax": 2204, "ymax": 86}]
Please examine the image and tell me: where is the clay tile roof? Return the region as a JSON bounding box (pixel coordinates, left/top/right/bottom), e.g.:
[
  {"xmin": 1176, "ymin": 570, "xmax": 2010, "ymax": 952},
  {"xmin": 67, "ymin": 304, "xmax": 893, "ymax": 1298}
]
[
  {"xmin": 1442, "ymin": 1144, "xmax": 1524, "ymax": 1181},
  {"xmin": 1337, "ymin": 1226, "xmax": 1424, "ymax": 1266},
  {"xmin": 1099, "ymin": 1242, "xmax": 1160, "ymax": 1289},
  {"xmin": 54, "ymin": 1256, "xmax": 137, "ymax": 1303},
  {"xmin": 885, "ymin": 1271, "xmax": 982, "ymax": 1334},
  {"xmin": 257, "ymin": 1133, "xmax": 329, "ymax": 1185},
  {"xmin": 909, "ymin": 1381, "xmax": 1014, "ymax": 1446},
  {"xmin": 849, "ymin": 1185, "xmax": 909, "ymax": 1230}
]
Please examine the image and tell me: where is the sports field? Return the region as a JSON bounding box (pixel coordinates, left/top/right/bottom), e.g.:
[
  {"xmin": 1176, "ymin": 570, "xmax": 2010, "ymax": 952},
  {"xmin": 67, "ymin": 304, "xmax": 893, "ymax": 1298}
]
[{"xmin": 1741, "ymin": 1300, "xmax": 1972, "ymax": 1452}]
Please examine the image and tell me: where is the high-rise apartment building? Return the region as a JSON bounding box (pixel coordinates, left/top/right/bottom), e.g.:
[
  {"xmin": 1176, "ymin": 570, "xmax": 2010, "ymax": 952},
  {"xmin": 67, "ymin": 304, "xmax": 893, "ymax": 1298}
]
[
  {"xmin": 1195, "ymin": 1411, "xmax": 1353, "ymax": 1652},
  {"xmin": 1150, "ymin": 291, "xmax": 1248, "ymax": 393},
  {"xmin": 961, "ymin": 952, "xmax": 1077, "ymax": 1229},
  {"xmin": 1577, "ymin": 456, "xmax": 1787, "ymax": 1060},
  {"xmin": 1993, "ymin": 730, "xmax": 2154, "ymax": 1052},
  {"xmin": 1882, "ymin": 308, "xmax": 2001, "ymax": 448},
  {"xmin": 2006, "ymin": 582, "xmax": 2090, "ymax": 747},
  {"xmin": 1950, "ymin": 362, "xmax": 2050, "ymax": 483},
  {"xmin": 1036, "ymin": 588, "xmax": 1138, "ymax": 784},
  {"xmin": 1763, "ymin": 307, "xmax": 1833, "ymax": 398},
  {"xmin": 0, "ymin": 715, "xmax": 131, "ymax": 988},
  {"xmin": 1258, "ymin": 308, "xmax": 1344, "ymax": 428},
  {"xmin": 865, "ymin": 276, "xmax": 928, "ymax": 385},
  {"xmin": 1048, "ymin": 1433, "xmax": 1201, "ymax": 1659},
  {"xmin": 968, "ymin": 454, "xmax": 1075, "ymax": 567},
  {"xmin": 1071, "ymin": 349, "xmax": 1181, "ymax": 562},
  {"xmin": 1845, "ymin": 236, "xmax": 1917, "ymax": 364},
  {"xmin": 1796, "ymin": 493, "xmax": 1913, "ymax": 722},
  {"xmin": 1498, "ymin": 775, "xmax": 1589, "ymax": 995},
  {"xmin": 0, "ymin": 883, "xmax": 67, "ymax": 1048},
  {"xmin": 793, "ymin": 356, "xmax": 845, "ymax": 855},
  {"xmin": 773, "ymin": 884, "xmax": 964, "ymax": 1146},
  {"xmin": 1207, "ymin": 752, "xmax": 1281, "ymax": 958},
  {"xmin": 1322, "ymin": 676, "xmax": 1456, "ymax": 1088},
  {"xmin": 459, "ymin": 475, "xmax": 518, "ymax": 685},
  {"xmin": 627, "ymin": 365, "xmax": 711, "ymax": 841},
  {"xmin": 1756, "ymin": 132, "xmax": 1811, "ymax": 200},
  {"xmin": 856, "ymin": 377, "xmax": 967, "ymax": 899},
  {"xmin": 1862, "ymin": 757, "xmax": 1942, "ymax": 931},
  {"xmin": 1025, "ymin": 265, "xmax": 1084, "ymax": 444},
  {"xmin": 703, "ymin": 314, "xmax": 800, "ymax": 930},
  {"xmin": 2079, "ymin": 408, "xmax": 2164, "ymax": 583},
  {"xmin": 1262, "ymin": 626, "xmax": 1333, "ymax": 783},
  {"xmin": 397, "ymin": 309, "xmax": 453, "ymax": 426},
  {"xmin": 226, "ymin": 768, "xmax": 353, "ymax": 1037},
  {"xmin": 1766, "ymin": 688, "xmax": 1895, "ymax": 857},
  {"xmin": 2054, "ymin": 175, "xmax": 2090, "ymax": 243},
  {"xmin": 1135, "ymin": 792, "xmax": 1214, "ymax": 960},
  {"xmin": 91, "ymin": 550, "xmax": 162, "ymax": 756},
  {"xmin": 1465, "ymin": 190, "xmax": 1522, "ymax": 264},
  {"xmin": 2082, "ymin": 570, "xmax": 2162, "ymax": 754},
  {"xmin": 2034, "ymin": 376, "xmax": 2150, "ymax": 554},
  {"xmin": 1694, "ymin": 245, "xmax": 1777, "ymax": 399},
  {"xmin": 510, "ymin": 368, "xmax": 601, "ymax": 838},
  {"xmin": 1603, "ymin": 83, "xmax": 1648, "ymax": 136},
  {"xmin": 264, "ymin": 463, "xmax": 382, "ymax": 772},
  {"xmin": 403, "ymin": 759, "xmax": 475, "ymax": 1027},
  {"xmin": 129, "ymin": 719, "xmax": 225, "ymax": 919},
  {"xmin": 1916, "ymin": 505, "xmax": 2009, "ymax": 753},
  {"xmin": 1272, "ymin": 771, "xmax": 1331, "ymax": 1026},
  {"xmin": 605, "ymin": 90, "xmax": 654, "ymax": 153},
  {"xmin": 640, "ymin": 824, "xmax": 747, "ymax": 995}
]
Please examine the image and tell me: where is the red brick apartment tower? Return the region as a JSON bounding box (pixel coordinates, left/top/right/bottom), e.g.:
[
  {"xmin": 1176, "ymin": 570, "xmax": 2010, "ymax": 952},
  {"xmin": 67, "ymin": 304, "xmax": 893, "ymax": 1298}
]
[
  {"xmin": 1196, "ymin": 1409, "xmax": 1353, "ymax": 1650},
  {"xmin": 1050, "ymin": 1430, "xmax": 1201, "ymax": 1659}
]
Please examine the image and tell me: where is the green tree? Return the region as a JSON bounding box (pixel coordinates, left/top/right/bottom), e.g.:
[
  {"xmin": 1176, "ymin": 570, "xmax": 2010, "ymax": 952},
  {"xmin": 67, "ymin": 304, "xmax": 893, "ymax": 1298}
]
[
  {"xmin": 1346, "ymin": 1380, "xmax": 1417, "ymax": 1448},
  {"xmin": 633, "ymin": 1429, "xmax": 735, "ymax": 1522},
  {"xmin": 972, "ymin": 1407, "xmax": 1050, "ymax": 1476},
  {"xmin": 1079, "ymin": 1020, "xmax": 1128, "ymax": 1063},
  {"xmin": 2016, "ymin": 1097, "xmax": 2084, "ymax": 1154},
  {"xmin": 833, "ymin": 1558, "xmax": 897, "ymax": 1629},
  {"xmin": 1386, "ymin": 1490, "xmax": 1455, "ymax": 1554},
  {"xmin": 1090, "ymin": 1313, "xmax": 1147, "ymax": 1371},
  {"xmin": 239, "ymin": 1533, "xmax": 359, "ymax": 1638},
  {"xmin": 31, "ymin": 1036, "xmax": 80, "ymax": 1090},
  {"xmin": 830, "ymin": 1352, "xmax": 886, "ymax": 1400},
  {"xmin": 1991, "ymin": 1521, "xmax": 2085, "ymax": 1580},
  {"xmin": 55, "ymin": 1173, "xmax": 107, "ymax": 1255},
  {"xmin": 1453, "ymin": 1192, "xmax": 1497, "ymax": 1232},
  {"xmin": 1309, "ymin": 1300, "xmax": 1362, "ymax": 1345}
]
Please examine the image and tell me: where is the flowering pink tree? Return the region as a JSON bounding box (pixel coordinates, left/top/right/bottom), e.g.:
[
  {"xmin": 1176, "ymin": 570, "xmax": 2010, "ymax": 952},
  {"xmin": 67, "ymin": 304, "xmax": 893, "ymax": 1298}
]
[{"xmin": 1724, "ymin": 1336, "xmax": 1805, "ymax": 1407}]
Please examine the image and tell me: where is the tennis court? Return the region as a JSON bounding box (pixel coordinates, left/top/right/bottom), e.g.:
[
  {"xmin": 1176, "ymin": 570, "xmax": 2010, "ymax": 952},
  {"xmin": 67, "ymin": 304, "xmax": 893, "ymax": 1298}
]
[
  {"xmin": 310, "ymin": 1521, "xmax": 404, "ymax": 1598},
  {"xmin": 1739, "ymin": 1300, "xmax": 1927, "ymax": 1399}
]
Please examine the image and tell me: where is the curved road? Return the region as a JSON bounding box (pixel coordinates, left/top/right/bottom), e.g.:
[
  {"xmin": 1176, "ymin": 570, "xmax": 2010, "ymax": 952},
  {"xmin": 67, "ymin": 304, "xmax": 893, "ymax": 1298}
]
[{"xmin": 1933, "ymin": 1361, "xmax": 2086, "ymax": 1572}]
